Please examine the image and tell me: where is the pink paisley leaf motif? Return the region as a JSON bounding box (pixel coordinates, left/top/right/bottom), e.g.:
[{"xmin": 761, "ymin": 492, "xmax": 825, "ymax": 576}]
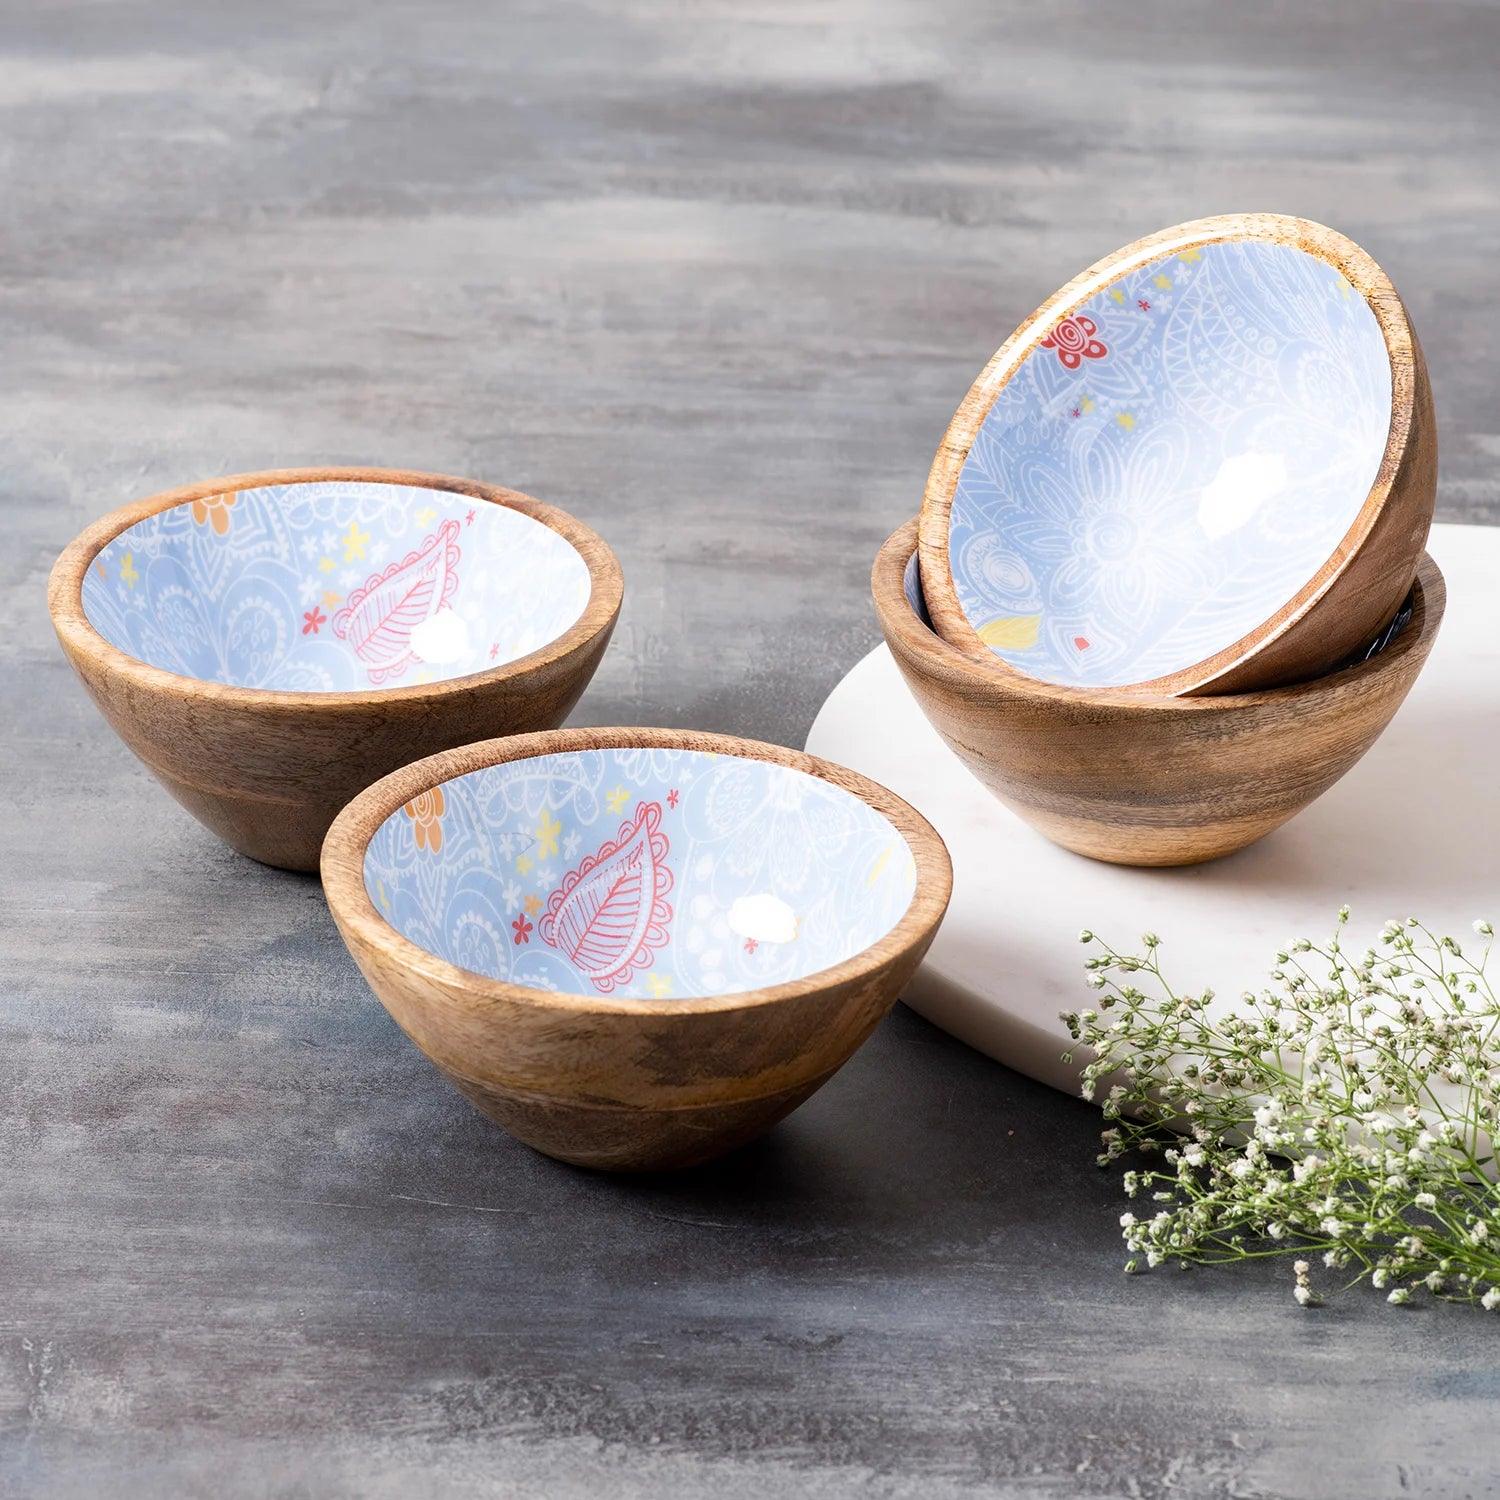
[
  {"xmin": 539, "ymin": 802, "xmax": 674, "ymax": 993},
  {"xmin": 332, "ymin": 519, "xmax": 461, "ymax": 685}
]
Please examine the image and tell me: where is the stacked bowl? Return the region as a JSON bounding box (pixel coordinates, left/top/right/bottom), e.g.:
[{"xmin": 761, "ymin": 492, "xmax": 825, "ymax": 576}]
[{"xmin": 877, "ymin": 213, "xmax": 1443, "ymax": 866}]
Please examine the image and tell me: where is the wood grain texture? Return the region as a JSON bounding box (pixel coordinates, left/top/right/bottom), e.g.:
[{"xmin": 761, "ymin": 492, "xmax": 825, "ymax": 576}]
[
  {"xmin": 878, "ymin": 518, "xmax": 1444, "ymax": 865},
  {"xmin": 321, "ymin": 727, "xmax": 953, "ymax": 1170},
  {"xmin": 917, "ymin": 213, "xmax": 1438, "ymax": 696},
  {"xmin": 8, "ymin": 2, "xmax": 1500, "ymax": 1495},
  {"xmin": 47, "ymin": 467, "xmax": 624, "ymax": 871}
]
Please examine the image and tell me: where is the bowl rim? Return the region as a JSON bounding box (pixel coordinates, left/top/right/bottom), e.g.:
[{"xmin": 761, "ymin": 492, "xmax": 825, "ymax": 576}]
[
  {"xmin": 320, "ymin": 725, "xmax": 954, "ymax": 1017},
  {"xmin": 877, "ymin": 516, "xmax": 1445, "ymax": 714},
  {"xmin": 916, "ymin": 211, "xmax": 1427, "ymax": 695},
  {"xmin": 46, "ymin": 465, "xmax": 625, "ymax": 709}
]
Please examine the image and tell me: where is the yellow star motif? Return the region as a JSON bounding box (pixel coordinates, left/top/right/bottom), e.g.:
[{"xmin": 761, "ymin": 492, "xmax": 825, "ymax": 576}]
[
  {"xmin": 1153, "ymin": 273, "xmax": 1172, "ymax": 291},
  {"xmin": 319, "ymin": 556, "xmax": 335, "ymax": 574},
  {"xmin": 1116, "ymin": 412, "xmax": 1136, "ymax": 431},
  {"xmin": 119, "ymin": 552, "xmax": 139, "ymax": 588},
  {"xmin": 524, "ymin": 893, "xmax": 543, "ymax": 916},
  {"xmin": 1080, "ymin": 394, "xmax": 1095, "ymax": 414},
  {"xmin": 322, "ymin": 591, "xmax": 341, "ymax": 607},
  {"xmin": 1177, "ymin": 248, "xmax": 1201, "ymax": 264},
  {"xmin": 342, "ymin": 521, "xmax": 370, "ymax": 562},
  {"xmin": 415, "ymin": 506, "xmax": 437, "ymax": 526},
  {"xmin": 646, "ymin": 973, "xmax": 672, "ymax": 998},
  {"xmin": 535, "ymin": 810, "xmax": 561, "ymax": 859},
  {"xmin": 516, "ymin": 854, "xmax": 533, "ymax": 874},
  {"xmin": 1109, "ymin": 288, "xmax": 1126, "ymax": 304},
  {"xmin": 377, "ymin": 880, "xmax": 390, "ymax": 910},
  {"xmin": 605, "ymin": 786, "xmax": 630, "ymax": 815}
]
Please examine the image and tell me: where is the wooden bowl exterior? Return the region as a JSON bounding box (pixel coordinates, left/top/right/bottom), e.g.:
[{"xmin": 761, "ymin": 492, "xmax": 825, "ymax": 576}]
[
  {"xmin": 321, "ymin": 727, "xmax": 953, "ymax": 1171},
  {"xmin": 876, "ymin": 519, "xmax": 1444, "ymax": 867},
  {"xmin": 917, "ymin": 213, "xmax": 1438, "ymax": 697},
  {"xmin": 48, "ymin": 467, "xmax": 624, "ymax": 871}
]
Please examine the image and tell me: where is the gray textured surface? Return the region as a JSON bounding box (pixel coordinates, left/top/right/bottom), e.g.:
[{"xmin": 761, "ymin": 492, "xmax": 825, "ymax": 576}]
[{"xmin": 5, "ymin": 2, "xmax": 1500, "ymax": 1496}]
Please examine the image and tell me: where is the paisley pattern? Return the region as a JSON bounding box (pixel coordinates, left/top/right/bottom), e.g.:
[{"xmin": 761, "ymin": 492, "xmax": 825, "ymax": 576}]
[
  {"xmin": 82, "ymin": 481, "xmax": 591, "ymax": 691},
  {"xmin": 364, "ymin": 748, "xmax": 918, "ymax": 999},
  {"xmin": 539, "ymin": 802, "xmax": 673, "ymax": 992},
  {"xmin": 946, "ymin": 238, "xmax": 1393, "ymax": 688},
  {"xmin": 333, "ymin": 519, "xmax": 462, "ymax": 684}
]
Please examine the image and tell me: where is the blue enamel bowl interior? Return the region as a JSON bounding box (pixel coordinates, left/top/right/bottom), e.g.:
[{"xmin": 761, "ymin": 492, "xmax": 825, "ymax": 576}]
[
  {"xmin": 365, "ymin": 747, "xmax": 919, "ymax": 1000},
  {"xmin": 905, "ymin": 532, "xmax": 1411, "ymax": 678},
  {"xmin": 946, "ymin": 237, "xmax": 1393, "ymax": 688},
  {"xmin": 82, "ymin": 480, "xmax": 591, "ymax": 691}
]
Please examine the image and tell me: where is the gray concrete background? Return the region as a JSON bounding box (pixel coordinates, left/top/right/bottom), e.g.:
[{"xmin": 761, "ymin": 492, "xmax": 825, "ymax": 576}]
[{"xmin": 4, "ymin": 2, "xmax": 1499, "ymax": 1496}]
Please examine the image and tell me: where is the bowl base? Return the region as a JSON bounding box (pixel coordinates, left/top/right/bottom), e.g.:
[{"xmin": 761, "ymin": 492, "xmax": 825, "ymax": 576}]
[
  {"xmin": 448, "ymin": 1069, "xmax": 835, "ymax": 1172},
  {"xmin": 965, "ymin": 783, "xmax": 1300, "ymax": 867},
  {"xmin": 151, "ymin": 768, "xmax": 337, "ymax": 871}
]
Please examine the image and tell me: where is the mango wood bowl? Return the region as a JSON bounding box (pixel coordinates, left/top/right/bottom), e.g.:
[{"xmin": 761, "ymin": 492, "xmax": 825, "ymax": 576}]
[
  {"xmin": 321, "ymin": 727, "xmax": 953, "ymax": 1171},
  {"xmin": 918, "ymin": 213, "xmax": 1436, "ymax": 696},
  {"xmin": 48, "ymin": 467, "xmax": 623, "ymax": 871},
  {"xmin": 876, "ymin": 518, "xmax": 1443, "ymax": 867}
]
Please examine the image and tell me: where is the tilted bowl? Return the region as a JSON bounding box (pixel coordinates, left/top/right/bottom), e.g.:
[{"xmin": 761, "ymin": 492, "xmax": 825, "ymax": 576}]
[
  {"xmin": 48, "ymin": 467, "xmax": 623, "ymax": 870},
  {"xmin": 918, "ymin": 213, "xmax": 1436, "ymax": 695},
  {"xmin": 877, "ymin": 518, "xmax": 1443, "ymax": 867},
  {"xmin": 321, "ymin": 727, "xmax": 952, "ymax": 1170}
]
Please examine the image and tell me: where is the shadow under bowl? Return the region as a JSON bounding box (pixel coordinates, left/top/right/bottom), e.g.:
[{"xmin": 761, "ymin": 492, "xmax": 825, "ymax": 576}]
[
  {"xmin": 875, "ymin": 517, "xmax": 1444, "ymax": 867},
  {"xmin": 320, "ymin": 727, "xmax": 953, "ymax": 1171},
  {"xmin": 48, "ymin": 467, "xmax": 624, "ymax": 871}
]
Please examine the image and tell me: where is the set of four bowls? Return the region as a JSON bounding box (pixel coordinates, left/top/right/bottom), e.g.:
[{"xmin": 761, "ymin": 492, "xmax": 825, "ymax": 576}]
[
  {"xmin": 47, "ymin": 211, "xmax": 1444, "ymax": 1170},
  {"xmin": 877, "ymin": 212, "xmax": 1442, "ymax": 866},
  {"xmin": 49, "ymin": 466, "xmax": 953, "ymax": 1171}
]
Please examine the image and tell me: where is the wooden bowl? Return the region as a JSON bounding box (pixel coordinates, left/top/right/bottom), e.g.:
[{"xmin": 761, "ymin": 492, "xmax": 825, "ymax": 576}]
[
  {"xmin": 320, "ymin": 727, "xmax": 952, "ymax": 1171},
  {"xmin": 48, "ymin": 467, "xmax": 623, "ymax": 871},
  {"xmin": 876, "ymin": 518, "xmax": 1443, "ymax": 867},
  {"xmin": 918, "ymin": 213, "xmax": 1436, "ymax": 696}
]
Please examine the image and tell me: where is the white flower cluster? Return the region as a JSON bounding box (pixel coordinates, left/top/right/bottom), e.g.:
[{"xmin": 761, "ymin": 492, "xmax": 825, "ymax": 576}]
[{"xmin": 1062, "ymin": 911, "xmax": 1500, "ymax": 1311}]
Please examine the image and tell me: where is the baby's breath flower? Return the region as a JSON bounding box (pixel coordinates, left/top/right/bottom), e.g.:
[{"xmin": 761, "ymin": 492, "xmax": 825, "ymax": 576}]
[{"xmin": 1075, "ymin": 912, "xmax": 1500, "ymax": 1313}]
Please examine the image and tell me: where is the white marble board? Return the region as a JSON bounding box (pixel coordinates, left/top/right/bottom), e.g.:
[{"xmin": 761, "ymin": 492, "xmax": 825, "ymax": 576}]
[{"xmin": 806, "ymin": 522, "xmax": 1500, "ymax": 1093}]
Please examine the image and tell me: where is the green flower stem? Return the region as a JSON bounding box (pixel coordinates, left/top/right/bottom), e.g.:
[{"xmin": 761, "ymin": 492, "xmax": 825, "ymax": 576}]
[{"xmin": 1064, "ymin": 913, "xmax": 1500, "ymax": 1309}]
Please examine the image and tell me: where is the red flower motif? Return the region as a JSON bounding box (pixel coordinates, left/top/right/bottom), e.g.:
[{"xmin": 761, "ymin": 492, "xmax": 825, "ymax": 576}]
[
  {"xmin": 667, "ymin": 788, "xmax": 680, "ymax": 809},
  {"xmin": 489, "ymin": 643, "xmax": 500, "ymax": 660},
  {"xmin": 466, "ymin": 508, "xmax": 477, "ymax": 526},
  {"xmin": 1040, "ymin": 314, "xmax": 1107, "ymax": 370},
  {"xmin": 1071, "ymin": 407, "xmax": 1082, "ymax": 419},
  {"xmin": 302, "ymin": 606, "xmax": 326, "ymax": 635},
  {"xmin": 1137, "ymin": 299, "xmax": 1151, "ymax": 311},
  {"xmin": 512, "ymin": 914, "xmax": 533, "ymax": 945},
  {"xmin": 744, "ymin": 938, "xmax": 758, "ymax": 954}
]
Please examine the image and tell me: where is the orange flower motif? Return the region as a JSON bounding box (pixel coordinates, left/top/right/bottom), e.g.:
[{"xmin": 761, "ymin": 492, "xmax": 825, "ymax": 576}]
[
  {"xmin": 403, "ymin": 787, "xmax": 446, "ymax": 853},
  {"xmin": 190, "ymin": 490, "xmax": 238, "ymax": 535}
]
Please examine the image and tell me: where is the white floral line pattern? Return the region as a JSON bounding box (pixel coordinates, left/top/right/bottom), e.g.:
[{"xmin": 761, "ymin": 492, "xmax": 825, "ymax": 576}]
[
  {"xmin": 364, "ymin": 749, "xmax": 917, "ymax": 1001},
  {"xmin": 946, "ymin": 238, "xmax": 1392, "ymax": 688},
  {"xmin": 83, "ymin": 481, "xmax": 590, "ymax": 692}
]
